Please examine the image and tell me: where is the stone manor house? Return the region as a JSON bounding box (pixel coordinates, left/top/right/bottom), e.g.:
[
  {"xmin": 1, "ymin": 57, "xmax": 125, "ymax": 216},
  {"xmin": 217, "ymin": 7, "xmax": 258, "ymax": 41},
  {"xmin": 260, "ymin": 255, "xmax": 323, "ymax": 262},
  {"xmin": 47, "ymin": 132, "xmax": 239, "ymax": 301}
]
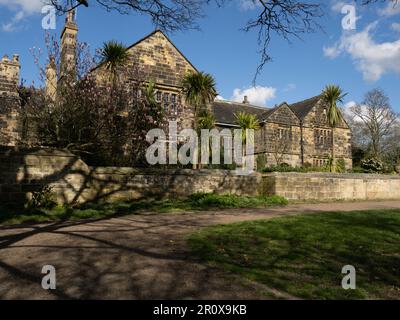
[{"xmin": 0, "ymin": 12, "xmax": 352, "ymax": 169}]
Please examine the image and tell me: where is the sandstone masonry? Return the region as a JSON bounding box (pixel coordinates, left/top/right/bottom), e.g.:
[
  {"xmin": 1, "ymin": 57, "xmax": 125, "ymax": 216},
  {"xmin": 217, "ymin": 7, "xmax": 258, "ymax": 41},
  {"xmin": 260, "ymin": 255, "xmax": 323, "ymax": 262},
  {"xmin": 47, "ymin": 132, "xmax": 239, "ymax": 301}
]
[
  {"xmin": 0, "ymin": 149, "xmax": 397, "ymax": 205},
  {"xmin": 1, "ymin": 13, "xmax": 353, "ymax": 170},
  {"xmin": 0, "ymin": 54, "xmax": 20, "ymax": 146}
]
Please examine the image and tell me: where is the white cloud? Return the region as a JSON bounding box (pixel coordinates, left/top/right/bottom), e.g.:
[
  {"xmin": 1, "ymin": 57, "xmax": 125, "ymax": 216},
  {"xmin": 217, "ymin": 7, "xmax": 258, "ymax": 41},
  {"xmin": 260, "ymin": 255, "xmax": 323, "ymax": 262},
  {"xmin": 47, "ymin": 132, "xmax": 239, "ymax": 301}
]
[
  {"xmin": 343, "ymin": 100, "xmax": 357, "ymax": 117},
  {"xmin": 283, "ymin": 83, "xmax": 296, "ymax": 92},
  {"xmin": 0, "ymin": 0, "xmax": 44, "ymax": 32},
  {"xmin": 239, "ymin": 0, "xmax": 261, "ymax": 11},
  {"xmin": 323, "ymin": 22, "xmax": 400, "ymax": 81},
  {"xmin": 392, "ymin": 22, "xmax": 400, "ymax": 32},
  {"xmin": 323, "ymin": 45, "xmax": 341, "ymax": 59},
  {"xmin": 331, "ymin": 1, "xmax": 348, "ymax": 13},
  {"xmin": 2, "ymin": 11, "xmax": 25, "ymax": 32},
  {"xmin": 378, "ymin": 2, "xmax": 400, "ymax": 17},
  {"xmin": 0, "ymin": 0, "xmax": 44, "ymax": 13},
  {"xmin": 343, "ymin": 101, "xmax": 370, "ymax": 123},
  {"xmin": 231, "ymin": 86, "xmax": 276, "ymax": 106}
]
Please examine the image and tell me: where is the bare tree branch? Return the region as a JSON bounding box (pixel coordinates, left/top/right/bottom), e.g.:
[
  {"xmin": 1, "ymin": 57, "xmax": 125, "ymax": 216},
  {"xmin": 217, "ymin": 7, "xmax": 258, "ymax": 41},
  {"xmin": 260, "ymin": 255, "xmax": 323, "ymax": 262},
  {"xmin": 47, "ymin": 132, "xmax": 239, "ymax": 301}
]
[
  {"xmin": 242, "ymin": 0, "xmax": 323, "ymax": 84},
  {"xmin": 359, "ymin": 0, "xmax": 398, "ymax": 5},
  {"xmin": 47, "ymin": 0, "xmax": 398, "ymax": 83},
  {"xmin": 48, "ymin": 0, "xmax": 205, "ymax": 32}
]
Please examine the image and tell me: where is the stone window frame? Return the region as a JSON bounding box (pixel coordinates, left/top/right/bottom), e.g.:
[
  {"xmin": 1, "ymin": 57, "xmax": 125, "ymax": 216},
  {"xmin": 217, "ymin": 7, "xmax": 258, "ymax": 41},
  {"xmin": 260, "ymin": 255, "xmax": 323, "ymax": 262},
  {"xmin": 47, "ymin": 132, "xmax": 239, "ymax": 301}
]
[
  {"xmin": 156, "ymin": 91, "xmax": 162, "ymax": 102},
  {"xmin": 163, "ymin": 93, "xmax": 169, "ymax": 112},
  {"xmin": 154, "ymin": 89, "xmax": 182, "ymax": 115},
  {"xmin": 314, "ymin": 128, "xmax": 332, "ymax": 146},
  {"xmin": 276, "ymin": 126, "xmax": 292, "ymax": 142},
  {"xmin": 171, "ymin": 93, "xmax": 177, "ymax": 114},
  {"xmin": 313, "ymin": 158, "xmax": 328, "ymax": 167}
]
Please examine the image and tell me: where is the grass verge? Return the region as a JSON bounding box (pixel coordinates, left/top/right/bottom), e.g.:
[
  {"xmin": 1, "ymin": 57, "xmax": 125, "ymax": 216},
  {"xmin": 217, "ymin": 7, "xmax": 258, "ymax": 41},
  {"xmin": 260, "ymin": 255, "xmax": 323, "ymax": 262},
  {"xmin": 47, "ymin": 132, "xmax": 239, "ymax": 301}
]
[
  {"xmin": 188, "ymin": 209, "xmax": 400, "ymax": 300},
  {"xmin": 0, "ymin": 193, "xmax": 288, "ymax": 225}
]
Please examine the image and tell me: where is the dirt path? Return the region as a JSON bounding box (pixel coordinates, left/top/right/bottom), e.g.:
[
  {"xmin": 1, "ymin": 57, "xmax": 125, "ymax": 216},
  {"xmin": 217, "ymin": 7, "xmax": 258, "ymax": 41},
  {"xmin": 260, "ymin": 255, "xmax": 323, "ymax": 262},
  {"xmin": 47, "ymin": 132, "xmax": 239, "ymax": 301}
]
[{"xmin": 0, "ymin": 200, "xmax": 399, "ymax": 300}]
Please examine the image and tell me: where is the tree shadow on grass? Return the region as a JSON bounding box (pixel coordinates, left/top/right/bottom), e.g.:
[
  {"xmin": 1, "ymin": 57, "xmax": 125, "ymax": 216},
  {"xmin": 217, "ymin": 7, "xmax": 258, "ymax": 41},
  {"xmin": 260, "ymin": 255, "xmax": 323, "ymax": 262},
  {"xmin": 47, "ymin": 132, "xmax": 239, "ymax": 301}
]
[{"xmin": 0, "ymin": 211, "xmax": 264, "ymax": 299}]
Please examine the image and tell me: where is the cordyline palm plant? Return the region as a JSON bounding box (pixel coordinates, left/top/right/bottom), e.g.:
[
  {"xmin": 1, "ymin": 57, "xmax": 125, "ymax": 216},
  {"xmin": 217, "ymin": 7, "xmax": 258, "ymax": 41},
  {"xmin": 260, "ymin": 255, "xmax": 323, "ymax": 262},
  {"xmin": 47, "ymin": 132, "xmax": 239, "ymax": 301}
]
[
  {"xmin": 182, "ymin": 71, "xmax": 218, "ymax": 116},
  {"xmin": 144, "ymin": 80, "xmax": 160, "ymax": 110},
  {"xmin": 182, "ymin": 71, "xmax": 218, "ymax": 168},
  {"xmin": 197, "ymin": 109, "xmax": 216, "ymax": 168},
  {"xmin": 322, "ymin": 84, "xmax": 347, "ymax": 172},
  {"xmin": 235, "ymin": 111, "xmax": 260, "ymax": 167},
  {"xmin": 197, "ymin": 109, "xmax": 216, "ymax": 130},
  {"xmin": 100, "ymin": 40, "xmax": 129, "ymax": 86}
]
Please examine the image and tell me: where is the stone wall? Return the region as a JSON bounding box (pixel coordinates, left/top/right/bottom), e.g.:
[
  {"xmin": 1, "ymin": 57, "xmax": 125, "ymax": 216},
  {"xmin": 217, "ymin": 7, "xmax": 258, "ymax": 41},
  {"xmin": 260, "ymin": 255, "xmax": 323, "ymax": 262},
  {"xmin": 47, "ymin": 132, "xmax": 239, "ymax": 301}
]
[
  {"xmin": 0, "ymin": 54, "xmax": 20, "ymax": 97},
  {"xmin": 302, "ymin": 99, "xmax": 352, "ymax": 168},
  {"xmin": 127, "ymin": 30, "xmax": 197, "ymax": 89},
  {"xmin": 91, "ymin": 30, "xmax": 197, "ymax": 132},
  {"xmin": 0, "ymin": 108, "xmax": 19, "ymax": 146},
  {"xmin": 0, "ymin": 148, "xmax": 261, "ymax": 205},
  {"xmin": 1, "ymin": 148, "xmax": 399, "ymax": 206},
  {"xmin": 262, "ymin": 172, "xmax": 400, "ymax": 201},
  {"xmin": 0, "ymin": 54, "xmax": 21, "ymax": 147},
  {"xmin": 253, "ymin": 100, "xmax": 353, "ymax": 169}
]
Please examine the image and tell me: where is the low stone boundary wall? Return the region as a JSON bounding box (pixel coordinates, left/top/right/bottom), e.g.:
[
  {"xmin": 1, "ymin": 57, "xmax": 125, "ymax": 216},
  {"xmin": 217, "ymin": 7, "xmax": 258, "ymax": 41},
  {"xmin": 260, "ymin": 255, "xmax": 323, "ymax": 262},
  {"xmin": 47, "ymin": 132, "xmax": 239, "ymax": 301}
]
[
  {"xmin": 1, "ymin": 148, "xmax": 400, "ymax": 205},
  {"xmin": 0, "ymin": 148, "xmax": 261, "ymax": 204},
  {"xmin": 262, "ymin": 172, "xmax": 400, "ymax": 201}
]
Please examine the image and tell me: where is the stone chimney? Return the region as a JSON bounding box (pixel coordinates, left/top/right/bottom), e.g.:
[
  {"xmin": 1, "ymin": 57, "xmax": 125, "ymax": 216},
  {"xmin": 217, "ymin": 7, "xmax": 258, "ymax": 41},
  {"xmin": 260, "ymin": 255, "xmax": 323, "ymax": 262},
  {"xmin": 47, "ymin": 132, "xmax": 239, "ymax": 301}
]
[
  {"xmin": 0, "ymin": 54, "xmax": 20, "ymax": 97},
  {"xmin": 59, "ymin": 10, "xmax": 78, "ymax": 82},
  {"xmin": 46, "ymin": 56, "xmax": 57, "ymax": 101},
  {"xmin": 242, "ymin": 96, "xmax": 249, "ymax": 104}
]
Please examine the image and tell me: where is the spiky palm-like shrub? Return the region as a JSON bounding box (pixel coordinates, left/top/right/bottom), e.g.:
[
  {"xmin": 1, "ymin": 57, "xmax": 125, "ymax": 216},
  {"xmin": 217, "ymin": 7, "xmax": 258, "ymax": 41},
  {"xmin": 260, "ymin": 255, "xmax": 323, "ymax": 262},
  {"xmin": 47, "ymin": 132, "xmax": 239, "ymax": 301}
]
[
  {"xmin": 100, "ymin": 40, "xmax": 129, "ymax": 85},
  {"xmin": 322, "ymin": 85, "xmax": 347, "ymax": 172}
]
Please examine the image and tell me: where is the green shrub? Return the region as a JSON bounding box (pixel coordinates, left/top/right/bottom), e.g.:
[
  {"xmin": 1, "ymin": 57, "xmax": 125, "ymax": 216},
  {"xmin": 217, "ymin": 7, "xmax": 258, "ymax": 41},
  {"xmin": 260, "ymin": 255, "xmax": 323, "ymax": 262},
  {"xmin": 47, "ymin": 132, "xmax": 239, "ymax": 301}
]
[
  {"xmin": 361, "ymin": 158, "xmax": 384, "ymax": 173},
  {"xmin": 351, "ymin": 166, "xmax": 367, "ymax": 173},
  {"xmin": 1, "ymin": 192, "xmax": 289, "ymax": 225},
  {"xmin": 395, "ymin": 160, "xmax": 400, "ymax": 174},
  {"xmin": 336, "ymin": 158, "xmax": 346, "ymax": 173},
  {"xmin": 263, "ymin": 165, "xmax": 301, "ymax": 173},
  {"xmin": 189, "ymin": 193, "xmax": 288, "ymax": 208},
  {"xmin": 26, "ymin": 185, "xmax": 57, "ymax": 209},
  {"xmin": 324, "ymin": 156, "xmax": 334, "ymax": 172},
  {"xmin": 263, "ymin": 165, "xmax": 327, "ymax": 173},
  {"xmin": 256, "ymin": 154, "xmax": 267, "ymax": 171}
]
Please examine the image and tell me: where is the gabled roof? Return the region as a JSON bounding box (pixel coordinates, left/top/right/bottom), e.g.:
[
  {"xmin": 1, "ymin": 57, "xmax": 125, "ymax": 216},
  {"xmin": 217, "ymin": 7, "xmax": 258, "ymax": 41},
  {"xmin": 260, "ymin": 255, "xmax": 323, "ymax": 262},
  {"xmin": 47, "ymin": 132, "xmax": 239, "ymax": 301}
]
[
  {"xmin": 260, "ymin": 102, "xmax": 298, "ymax": 121},
  {"xmin": 212, "ymin": 100, "xmax": 269, "ymax": 125},
  {"xmin": 212, "ymin": 95, "xmax": 326, "ymax": 126},
  {"xmin": 91, "ymin": 29, "xmax": 198, "ymax": 73},
  {"xmin": 127, "ymin": 29, "xmax": 198, "ymax": 72},
  {"xmin": 289, "ymin": 95, "xmax": 322, "ymax": 119}
]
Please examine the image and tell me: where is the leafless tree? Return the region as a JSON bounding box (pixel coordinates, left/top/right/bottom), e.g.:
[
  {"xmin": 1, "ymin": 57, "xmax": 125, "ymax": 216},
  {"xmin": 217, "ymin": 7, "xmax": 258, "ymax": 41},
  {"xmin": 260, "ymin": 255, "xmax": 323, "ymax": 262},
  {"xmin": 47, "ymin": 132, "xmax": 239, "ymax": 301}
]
[
  {"xmin": 384, "ymin": 124, "xmax": 400, "ymax": 169},
  {"xmin": 19, "ymin": 35, "xmax": 164, "ymax": 166},
  {"xmin": 271, "ymin": 128, "xmax": 291, "ymax": 166},
  {"xmin": 349, "ymin": 89, "xmax": 399, "ymax": 159}
]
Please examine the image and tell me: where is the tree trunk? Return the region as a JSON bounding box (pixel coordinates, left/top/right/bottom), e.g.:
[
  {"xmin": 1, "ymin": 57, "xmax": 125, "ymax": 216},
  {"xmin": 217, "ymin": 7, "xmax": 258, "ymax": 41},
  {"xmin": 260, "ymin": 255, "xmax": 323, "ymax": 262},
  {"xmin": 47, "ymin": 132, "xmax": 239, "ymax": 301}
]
[
  {"xmin": 331, "ymin": 127, "xmax": 335, "ymax": 172},
  {"xmin": 193, "ymin": 115, "xmax": 199, "ymax": 170}
]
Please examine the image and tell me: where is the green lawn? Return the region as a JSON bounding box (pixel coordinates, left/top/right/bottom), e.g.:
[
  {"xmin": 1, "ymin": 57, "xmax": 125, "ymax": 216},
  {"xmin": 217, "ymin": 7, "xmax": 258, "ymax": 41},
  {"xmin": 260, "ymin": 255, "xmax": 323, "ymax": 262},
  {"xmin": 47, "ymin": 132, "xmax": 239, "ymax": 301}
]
[
  {"xmin": 0, "ymin": 193, "xmax": 288, "ymax": 225},
  {"xmin": 188, "ymin": 210, "xmax": 400, "ymax": 300}
]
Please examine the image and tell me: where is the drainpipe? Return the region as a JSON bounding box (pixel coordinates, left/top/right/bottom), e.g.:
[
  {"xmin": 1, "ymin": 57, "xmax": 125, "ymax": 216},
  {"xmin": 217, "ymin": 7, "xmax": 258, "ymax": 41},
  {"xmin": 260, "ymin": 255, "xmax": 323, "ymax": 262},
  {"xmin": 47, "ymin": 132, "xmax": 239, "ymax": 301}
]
[{"xmin": 300, "ymin": 120, "xmax": 304, "ymax": 166}]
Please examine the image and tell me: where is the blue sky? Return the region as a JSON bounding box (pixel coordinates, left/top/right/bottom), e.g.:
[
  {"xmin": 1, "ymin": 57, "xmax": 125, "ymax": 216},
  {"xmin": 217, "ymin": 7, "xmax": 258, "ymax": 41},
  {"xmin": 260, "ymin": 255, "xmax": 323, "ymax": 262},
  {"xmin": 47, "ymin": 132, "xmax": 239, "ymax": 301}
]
[{"xmin": 0, "ymin": 0, "xmax": 399, "ymax": 112}]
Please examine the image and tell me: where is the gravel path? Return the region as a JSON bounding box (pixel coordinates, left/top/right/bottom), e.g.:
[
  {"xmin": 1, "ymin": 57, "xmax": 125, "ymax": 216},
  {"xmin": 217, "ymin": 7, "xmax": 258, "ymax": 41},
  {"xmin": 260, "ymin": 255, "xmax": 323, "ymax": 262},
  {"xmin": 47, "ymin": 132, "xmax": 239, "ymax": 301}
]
[{"xmin": 0, "ymin": 200, "xmax": 399, "ymax": 300}]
